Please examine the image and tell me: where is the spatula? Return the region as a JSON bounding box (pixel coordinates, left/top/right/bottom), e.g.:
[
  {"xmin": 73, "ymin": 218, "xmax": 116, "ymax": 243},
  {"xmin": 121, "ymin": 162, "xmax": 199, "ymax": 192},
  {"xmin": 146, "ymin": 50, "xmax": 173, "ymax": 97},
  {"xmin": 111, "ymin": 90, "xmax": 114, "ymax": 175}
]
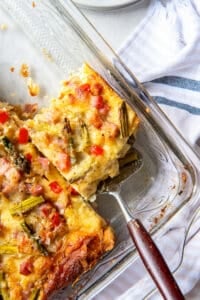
[{"xmin": 98, "ymin": 149, "xmax": 185, "ymax": 300}]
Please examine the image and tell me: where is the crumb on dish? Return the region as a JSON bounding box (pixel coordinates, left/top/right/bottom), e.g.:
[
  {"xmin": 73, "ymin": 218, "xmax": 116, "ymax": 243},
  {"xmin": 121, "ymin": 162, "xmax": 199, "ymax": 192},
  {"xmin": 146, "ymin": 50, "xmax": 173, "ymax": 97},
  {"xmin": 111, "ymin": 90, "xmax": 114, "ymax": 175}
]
[
  {"xmin": 27, "ymin": 77, "xmax": 40, "ymax": 97},
  {"xmin": 20, "ymin": 63, "xmax": 30, "ymax": 78},
  {"xmin": 10, "ymin": 67, "xmax": 15, "ymax": 73}
]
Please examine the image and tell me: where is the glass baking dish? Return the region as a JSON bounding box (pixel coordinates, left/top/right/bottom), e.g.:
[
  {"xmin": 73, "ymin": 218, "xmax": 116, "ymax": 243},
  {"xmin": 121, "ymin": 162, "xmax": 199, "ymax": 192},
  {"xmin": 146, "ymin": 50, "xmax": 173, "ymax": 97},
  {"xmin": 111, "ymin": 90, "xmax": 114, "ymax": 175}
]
[{"xmin": 0, "ymin": 0, "xmax": 200, "ymax": 299}]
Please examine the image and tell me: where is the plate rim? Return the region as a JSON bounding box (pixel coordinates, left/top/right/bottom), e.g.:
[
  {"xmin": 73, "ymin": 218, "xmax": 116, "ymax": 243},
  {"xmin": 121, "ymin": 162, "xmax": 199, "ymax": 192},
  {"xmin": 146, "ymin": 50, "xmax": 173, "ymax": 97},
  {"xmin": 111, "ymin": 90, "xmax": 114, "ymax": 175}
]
[{"xmin": 73, "ymin": 0, "xmax": 143, "ymax": 10}]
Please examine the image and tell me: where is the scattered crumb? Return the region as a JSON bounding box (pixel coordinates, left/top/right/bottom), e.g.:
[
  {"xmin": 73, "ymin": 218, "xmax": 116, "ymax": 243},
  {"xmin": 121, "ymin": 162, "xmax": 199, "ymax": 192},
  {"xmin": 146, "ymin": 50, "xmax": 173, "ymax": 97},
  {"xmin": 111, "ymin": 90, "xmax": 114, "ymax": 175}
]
[
  {"xmin": 58, "ymin": 91, "xmax": 65, "ymax": 100},
  {"xmin": 0, "ymin": 24, "xmax": 8, "ymax": 30},
  {"xmin": 32, "ymin": 1, "xmax": 36, "ymax": 7},
  {"xmin": 42, "ymin": 48, "xmax": 53, "ymax": 62},
  {"xmin": 10, "ymin": 67, "xmax": 15, "ymax": 73},
  {"xmin": 27, "ymin": 78, "xmax": 40, "ymax": 97},
  {"xmin": 181, "ymin": 172, "xmax": 187, "ymax": 184},
  {"xmin": 150, "ymin": 204, "xmax": 169, "ymax": 230},
  {"xmin": 62, "ymin": 80, "xmax": 69, "ymax": 86},
  {"xmin": 153, "ymin": 217, "xmax": 158, "ymax": 225},
  {"xmin": 20, "ymin": 63, "xmax": 30, "ymax": 78},
  {"xmin": 177, "ymin": 171, "xmax": 187, "ymax": 195}
]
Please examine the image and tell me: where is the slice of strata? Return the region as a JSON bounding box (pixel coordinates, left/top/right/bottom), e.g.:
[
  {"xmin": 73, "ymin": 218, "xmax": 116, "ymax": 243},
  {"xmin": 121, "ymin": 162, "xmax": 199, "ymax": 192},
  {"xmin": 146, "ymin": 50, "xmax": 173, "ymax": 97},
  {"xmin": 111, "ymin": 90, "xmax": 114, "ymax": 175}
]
[
  {"xmin": 27, "ymin": 63, "xmax": 139, "ymax": 199},
  {"xmin": 0, "ymin": 102, "xmax": 114, "ymax": 300}
]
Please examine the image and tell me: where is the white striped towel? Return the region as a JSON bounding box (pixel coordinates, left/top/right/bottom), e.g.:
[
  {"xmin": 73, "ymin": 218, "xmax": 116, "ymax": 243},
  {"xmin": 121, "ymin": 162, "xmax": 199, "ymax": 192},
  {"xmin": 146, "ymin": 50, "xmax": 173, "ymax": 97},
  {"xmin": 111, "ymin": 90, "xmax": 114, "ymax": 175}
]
[
  {"xmin": 96, "ymin": 0, "xmax": 200, "ymax": 299},
  {"xmin": 118, "ymin": 0, "xmax": 200, "ymax": 298},
  {"xmin": 119, "ymin": 0, "xmax": 200, "ymax": 152}
]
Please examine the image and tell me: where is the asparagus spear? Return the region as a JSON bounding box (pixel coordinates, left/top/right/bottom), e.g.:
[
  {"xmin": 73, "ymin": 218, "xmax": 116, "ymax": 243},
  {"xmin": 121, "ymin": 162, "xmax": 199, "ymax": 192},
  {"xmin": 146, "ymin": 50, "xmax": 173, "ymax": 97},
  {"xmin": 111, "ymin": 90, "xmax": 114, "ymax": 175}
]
[
  {"xmin": 10, "ymin": 196, "xmax": 45, "ymax": 216},
  {"xmin": 1, "ymin": 136, "xmax": 30, "ymax": 173},
  {"xmin": 29, "ymin": 288, "xmax": 40, "ymax": 300},
  {"xmin": 79, "ymin": 119, "xmax": 90, "ymax": 148},
  {"xmin": 0, "ymin": 244, "xmax": 18, "ymax": 254},
  {"xmin": 63, "ymin": 118, "xmax": 76, "ymax": 164},
  {"xmin": 0, "ymin": 272, "xmax": 9, "ymax": 300},
  {"xmin": 21, "ymin": 222, "xmax": 49, "ymax": 256},
  {"xmin": 119, "ymin": 102, "xmax": 129, "ymax": 138}
]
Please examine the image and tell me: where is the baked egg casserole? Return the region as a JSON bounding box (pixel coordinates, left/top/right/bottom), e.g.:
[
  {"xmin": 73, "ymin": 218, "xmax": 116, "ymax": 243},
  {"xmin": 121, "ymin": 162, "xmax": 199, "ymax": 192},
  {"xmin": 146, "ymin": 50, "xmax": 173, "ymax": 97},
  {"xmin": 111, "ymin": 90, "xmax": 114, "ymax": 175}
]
[{"xmin": 0, "ymin": 64, "xmax": 139, "ymax": 299}]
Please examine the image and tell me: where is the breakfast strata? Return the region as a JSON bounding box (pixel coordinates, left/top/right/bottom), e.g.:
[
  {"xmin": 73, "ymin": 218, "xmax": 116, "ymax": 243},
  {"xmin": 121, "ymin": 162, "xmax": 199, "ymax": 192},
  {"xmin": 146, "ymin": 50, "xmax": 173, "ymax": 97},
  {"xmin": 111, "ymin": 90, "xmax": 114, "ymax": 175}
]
[
  {"xmin": 0, "ymin": 63, "xmax": 139, "ymax": 299},
  {"xmin": 0, "ymin": 102, "xmax": 115, "ymax": 300},
  {"xmin": 27, "ymin": 64, "xmax": 139, "ymax": 199}
]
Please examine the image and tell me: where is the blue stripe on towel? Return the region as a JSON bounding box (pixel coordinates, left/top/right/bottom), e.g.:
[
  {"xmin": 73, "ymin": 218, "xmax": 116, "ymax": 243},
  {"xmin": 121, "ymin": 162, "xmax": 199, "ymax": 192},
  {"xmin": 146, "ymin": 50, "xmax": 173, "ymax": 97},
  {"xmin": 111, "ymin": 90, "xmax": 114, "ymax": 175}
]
[
  {"xmin": 151, "ymin": 76, "xmax": 200, "ymax": 92},
  {"xmin": 154, "ymin": 96, "xmax": 200, "ymax": 115}
]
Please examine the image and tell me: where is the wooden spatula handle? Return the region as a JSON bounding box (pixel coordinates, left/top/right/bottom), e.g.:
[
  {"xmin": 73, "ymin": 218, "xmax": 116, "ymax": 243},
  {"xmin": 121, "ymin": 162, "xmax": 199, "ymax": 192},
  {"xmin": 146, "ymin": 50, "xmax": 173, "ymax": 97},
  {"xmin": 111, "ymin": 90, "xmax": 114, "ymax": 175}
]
[{"xmin": 127, "ymin": 218, "xmax": 185, "ymax": 300}]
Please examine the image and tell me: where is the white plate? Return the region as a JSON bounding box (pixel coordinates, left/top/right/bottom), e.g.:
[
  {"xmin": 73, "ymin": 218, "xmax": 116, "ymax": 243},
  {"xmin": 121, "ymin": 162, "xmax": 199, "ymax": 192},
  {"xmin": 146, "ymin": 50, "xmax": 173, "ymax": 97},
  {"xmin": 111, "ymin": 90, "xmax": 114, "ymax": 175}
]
[{"xmin": 73, "ymin": 0, "xmax": 142, "ymax": 10}]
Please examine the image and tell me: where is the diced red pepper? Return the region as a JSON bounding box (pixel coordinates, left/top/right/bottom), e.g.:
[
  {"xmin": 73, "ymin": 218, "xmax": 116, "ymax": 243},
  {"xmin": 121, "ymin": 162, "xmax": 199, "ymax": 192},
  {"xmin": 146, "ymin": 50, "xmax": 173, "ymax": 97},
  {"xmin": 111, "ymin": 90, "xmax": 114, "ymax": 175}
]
[
  {"xmin": 90, "ymin": 145, "xmax": 104, "ymax": 156},
  {"xmin": 49, "ymin": 181, "xmax": 63, "ymax": 194},
  {"xmin": 65, "ymin": 158, "xmax": 71, "ymax": 171},
  {"xmin": 25, "ymin": 153, "xmax": 32, "ymax": 162},
  {"xmin": 51, "ymin": 212, "xmax": 61, "ymax": 227},
  {"xmin": 20, "ymin": 259, "xmax": 33, "ymax": 276},
  {"xmin": 78, "ymin": 83, "xmax": 90, "ymax": 92},
  {"xmin": 76, "ymin": 83, "xmax": 90, "ymax": 98},
  {"xmin": 0, "ymin": 110, "xmax": 9, "ymax": 124},
  {"xmin": 70, "ymin": 186, "xmax": 79, "ymax": 196},
  {"xmin": 18, "ymin": 127, "xmax": 29, "ymax": 144}
]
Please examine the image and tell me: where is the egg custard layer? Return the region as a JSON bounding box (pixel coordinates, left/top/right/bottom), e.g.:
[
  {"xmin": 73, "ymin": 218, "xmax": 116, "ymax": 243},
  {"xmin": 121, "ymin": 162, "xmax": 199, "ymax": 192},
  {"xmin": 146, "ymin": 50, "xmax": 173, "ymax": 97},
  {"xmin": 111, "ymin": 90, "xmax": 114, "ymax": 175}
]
[
  {"xmin": 0, "ymin": 102, "xmax": 114, "ymax": 300},
  {"xmin": 27, "ymin": 64, "xmax": 139, "ymax": 199}
]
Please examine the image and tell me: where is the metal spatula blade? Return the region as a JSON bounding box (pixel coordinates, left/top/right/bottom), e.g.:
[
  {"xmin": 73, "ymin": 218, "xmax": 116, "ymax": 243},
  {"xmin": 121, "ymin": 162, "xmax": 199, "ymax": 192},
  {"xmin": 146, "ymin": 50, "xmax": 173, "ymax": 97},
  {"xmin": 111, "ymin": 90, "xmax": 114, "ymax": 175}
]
[
  {"xmin": 98, "ymin": 148, "xmax": 185, "ymax": 300},
  {"xmin": 98, "ymin": 149, "xmax": 142, "ymax": 194}
]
